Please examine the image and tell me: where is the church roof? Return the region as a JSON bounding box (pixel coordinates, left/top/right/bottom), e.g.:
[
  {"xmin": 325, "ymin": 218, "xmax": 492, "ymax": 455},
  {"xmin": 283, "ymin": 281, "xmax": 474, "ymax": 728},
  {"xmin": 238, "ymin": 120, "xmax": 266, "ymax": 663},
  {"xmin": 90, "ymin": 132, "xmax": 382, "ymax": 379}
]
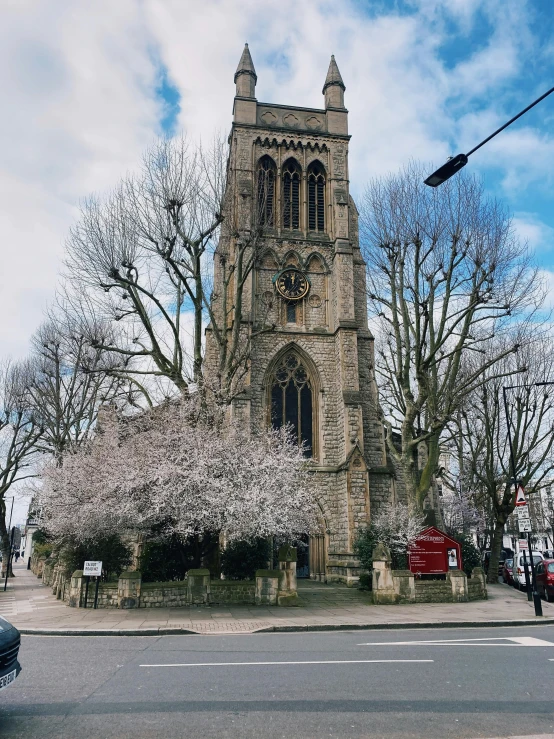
[
  {"xmin": 234, "ymin": 43, "xmax": 257, "ymax": 83},
  {"xmin": 322, "ymin": 55, "xmax": 345, "ymax": 93}
]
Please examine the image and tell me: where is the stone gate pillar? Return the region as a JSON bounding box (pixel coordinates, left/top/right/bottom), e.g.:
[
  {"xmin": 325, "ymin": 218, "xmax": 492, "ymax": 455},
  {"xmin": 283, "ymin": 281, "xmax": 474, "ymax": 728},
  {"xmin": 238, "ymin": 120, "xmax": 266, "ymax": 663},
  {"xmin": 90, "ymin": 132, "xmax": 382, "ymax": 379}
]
[{"xmin": 277, "ymin": 545, "xmax": 298, "ymax": 606}]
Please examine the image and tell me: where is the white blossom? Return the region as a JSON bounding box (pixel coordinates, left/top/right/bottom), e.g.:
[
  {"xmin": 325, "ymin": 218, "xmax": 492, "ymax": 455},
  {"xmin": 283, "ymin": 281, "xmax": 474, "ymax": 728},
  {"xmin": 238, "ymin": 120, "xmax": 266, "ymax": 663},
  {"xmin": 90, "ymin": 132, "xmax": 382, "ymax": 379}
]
[
  {"xmin": 371, "ymin": 503, "xmax": 425, "ymax": 554},
  {"xmin": 39, "ymin": 400, "xmax": 318, "ymax": 545}
]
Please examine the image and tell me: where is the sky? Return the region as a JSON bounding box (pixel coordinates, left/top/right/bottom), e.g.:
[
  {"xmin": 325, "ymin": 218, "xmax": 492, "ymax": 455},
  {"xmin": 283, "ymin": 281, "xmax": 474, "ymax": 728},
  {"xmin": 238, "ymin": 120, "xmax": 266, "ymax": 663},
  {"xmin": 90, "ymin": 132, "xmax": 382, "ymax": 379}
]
[{"xmin": 1, "ymin": 0, "xmax": 554, "ymax": 522}]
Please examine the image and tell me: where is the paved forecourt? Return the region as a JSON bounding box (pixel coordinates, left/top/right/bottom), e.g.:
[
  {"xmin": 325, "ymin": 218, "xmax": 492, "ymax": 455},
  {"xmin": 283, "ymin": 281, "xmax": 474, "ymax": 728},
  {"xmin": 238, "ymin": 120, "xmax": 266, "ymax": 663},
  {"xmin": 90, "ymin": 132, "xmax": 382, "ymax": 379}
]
[
  {"xmin": 2, "ymin": 561, "xmax": 554, "ymax": 634},
  {"xmin": 5, "ymin": 563, "xmax": 554, "ymax": 634},
  {"xmin": 2, "ymin": 626, "xmax": 554, "ymax": 738}
]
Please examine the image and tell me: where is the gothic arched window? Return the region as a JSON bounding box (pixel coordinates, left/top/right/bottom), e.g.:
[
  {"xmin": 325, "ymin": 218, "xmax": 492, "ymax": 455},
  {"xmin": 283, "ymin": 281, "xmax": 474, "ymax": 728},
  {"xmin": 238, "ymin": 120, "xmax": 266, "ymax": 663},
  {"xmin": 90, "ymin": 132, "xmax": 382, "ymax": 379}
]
[
  {"xmin": 282, "ymin": 159, "xmax": 301, "ymax": 230},
  {"xmin": 308, "ymin": 162, "xmax": 325, "ymax": 233},
  {"xmin": 257, "ymin": 156, "xmax": 276, "ymax": 227},
  {"xmin": 271, "ymin": 353, "xmax": 313, "ymax": 456}
]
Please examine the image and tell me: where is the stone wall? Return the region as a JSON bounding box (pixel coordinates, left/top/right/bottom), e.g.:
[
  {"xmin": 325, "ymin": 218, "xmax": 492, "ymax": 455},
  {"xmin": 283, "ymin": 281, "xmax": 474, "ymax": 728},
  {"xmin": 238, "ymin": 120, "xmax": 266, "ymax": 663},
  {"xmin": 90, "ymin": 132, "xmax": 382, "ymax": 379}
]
[
  {"xmin": 372, "ymin": 545, "xmax": 487, "ymax": 604},
  {"xmin": 54, "ymin": 550, "xmax": 299, "ymax": 610},
  {"xmin": 415, "ymin": 579, "xmax": 452, "ymax": 603},
  {"xmin": 139, "ymin": 582, "xmax": 188, "ymax": 608},
  {"xmin": 210, "ymin": 580, "xmax": 256, "ymax": 605}
]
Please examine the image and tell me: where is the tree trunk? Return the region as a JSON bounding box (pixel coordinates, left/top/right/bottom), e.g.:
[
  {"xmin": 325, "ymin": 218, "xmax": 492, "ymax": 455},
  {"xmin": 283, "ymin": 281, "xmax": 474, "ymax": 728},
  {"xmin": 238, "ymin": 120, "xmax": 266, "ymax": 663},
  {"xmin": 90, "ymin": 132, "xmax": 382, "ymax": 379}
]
[
  {"xmin": 487, "ymin": 515, "xmax": 507, "ymax": 585},
  {"xmin": 0, "ymin": 503, "xmax": 13, "ymax": 578}
]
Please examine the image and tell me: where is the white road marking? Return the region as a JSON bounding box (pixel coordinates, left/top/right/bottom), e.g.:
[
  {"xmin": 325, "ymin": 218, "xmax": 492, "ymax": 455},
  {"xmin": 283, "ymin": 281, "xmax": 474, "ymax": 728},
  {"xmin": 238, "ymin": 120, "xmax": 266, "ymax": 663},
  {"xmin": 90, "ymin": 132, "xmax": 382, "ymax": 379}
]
[
  {"xmin": 358, "ymin": 636, "xmax": 554, "ymax": 647},
  {"xmin": 140, "ymin": 659, "xmax": 434, "ymax": 668}
]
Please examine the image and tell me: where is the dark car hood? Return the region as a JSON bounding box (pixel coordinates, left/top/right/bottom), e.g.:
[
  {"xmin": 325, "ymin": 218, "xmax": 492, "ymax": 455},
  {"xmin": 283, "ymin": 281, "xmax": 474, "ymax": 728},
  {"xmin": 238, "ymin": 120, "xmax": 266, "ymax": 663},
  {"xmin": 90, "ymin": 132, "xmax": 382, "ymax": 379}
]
[{"xmin": 0, "ymin": 616, "xmax": 15, "ymax": 633}]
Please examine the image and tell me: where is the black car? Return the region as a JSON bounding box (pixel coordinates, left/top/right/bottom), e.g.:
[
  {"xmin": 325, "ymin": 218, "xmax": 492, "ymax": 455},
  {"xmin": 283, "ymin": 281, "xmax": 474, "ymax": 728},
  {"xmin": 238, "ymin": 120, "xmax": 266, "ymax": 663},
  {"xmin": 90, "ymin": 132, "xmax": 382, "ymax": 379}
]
[{"xmin": 0, "ymin": 615, "xmax": 21, "ymax": 691}]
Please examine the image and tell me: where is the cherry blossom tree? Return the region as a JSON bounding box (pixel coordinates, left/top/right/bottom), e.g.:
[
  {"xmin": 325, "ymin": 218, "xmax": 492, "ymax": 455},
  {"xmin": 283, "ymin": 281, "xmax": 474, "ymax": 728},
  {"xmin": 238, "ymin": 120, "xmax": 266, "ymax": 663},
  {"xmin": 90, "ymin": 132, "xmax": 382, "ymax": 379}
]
[
  {"xmin": 38, "ymin": 399, "xmax": 318, "ymax": 549},
  {"xmin": 371, "ymin": 503, "xmax": 426, "ymax": 555}
]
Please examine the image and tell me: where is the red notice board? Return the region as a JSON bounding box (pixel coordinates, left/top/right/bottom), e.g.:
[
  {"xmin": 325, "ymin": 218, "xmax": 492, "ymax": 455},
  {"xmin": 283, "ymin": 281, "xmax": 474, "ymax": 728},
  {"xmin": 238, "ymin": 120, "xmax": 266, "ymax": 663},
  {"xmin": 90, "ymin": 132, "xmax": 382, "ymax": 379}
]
[{"xmin": 408, "ymin": 526, "xmax": 462, "ymax": 575}]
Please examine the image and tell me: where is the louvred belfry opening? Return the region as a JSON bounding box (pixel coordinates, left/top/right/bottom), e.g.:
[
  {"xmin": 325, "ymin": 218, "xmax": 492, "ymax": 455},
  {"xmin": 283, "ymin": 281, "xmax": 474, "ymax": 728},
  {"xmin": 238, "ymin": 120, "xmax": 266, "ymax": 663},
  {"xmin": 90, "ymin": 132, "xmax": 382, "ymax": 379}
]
[
  {"xmin": 283, "ymin": 159, "xmax": 301, "ymax": 230},
  {"xmin": 308, "ymin": 162, "xmax": 325, "ymax": 232},
  {"xmin": 271, "ymin": 353, "xmax": 313, "ymax": 456},
  {"xmin": 257, "ymin": 156, "xmax": 276, "ymax": 227}
]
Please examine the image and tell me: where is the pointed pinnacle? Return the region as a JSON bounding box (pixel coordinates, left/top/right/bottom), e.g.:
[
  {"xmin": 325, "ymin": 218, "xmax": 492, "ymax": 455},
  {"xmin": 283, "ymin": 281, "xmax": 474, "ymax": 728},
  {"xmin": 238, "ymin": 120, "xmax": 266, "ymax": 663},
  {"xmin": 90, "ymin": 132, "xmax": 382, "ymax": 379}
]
[
  {"xmin": 322, "ymin": 54, "xmax": 345, "ymax": 93},
  {"xmin": 235, "ymin": 43, "xmax": 257, "ymax": 83}
]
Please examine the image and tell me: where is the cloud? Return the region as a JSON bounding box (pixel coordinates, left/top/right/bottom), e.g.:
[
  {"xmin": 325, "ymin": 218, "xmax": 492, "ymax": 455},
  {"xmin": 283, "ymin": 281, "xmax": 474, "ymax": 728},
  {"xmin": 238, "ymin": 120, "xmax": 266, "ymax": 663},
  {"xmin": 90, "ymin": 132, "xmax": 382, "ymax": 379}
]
[
  {"xmin": 513, "ymin": 213, "xmax": 554, "ymax": 254},
  {"xmin": 0, "ymin": 0, "xmax": 552, "ymax": 364}
]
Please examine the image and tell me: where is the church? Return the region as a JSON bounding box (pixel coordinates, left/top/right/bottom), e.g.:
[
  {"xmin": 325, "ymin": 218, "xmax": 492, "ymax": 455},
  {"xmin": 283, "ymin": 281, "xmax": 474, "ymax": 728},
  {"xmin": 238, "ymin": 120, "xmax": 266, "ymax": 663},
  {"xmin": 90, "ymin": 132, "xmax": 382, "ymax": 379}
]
[{"xmin": 208, "ymin": 45, "xmax": 402, "ymax": 585}]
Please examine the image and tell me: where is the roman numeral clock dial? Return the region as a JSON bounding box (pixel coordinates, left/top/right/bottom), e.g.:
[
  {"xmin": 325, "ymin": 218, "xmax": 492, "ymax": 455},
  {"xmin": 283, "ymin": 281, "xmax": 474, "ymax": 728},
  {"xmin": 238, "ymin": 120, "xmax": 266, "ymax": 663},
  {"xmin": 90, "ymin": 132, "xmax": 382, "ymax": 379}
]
[{"xmin": 275, "ymin": 268, "xmax": 310, "ymax": 301}]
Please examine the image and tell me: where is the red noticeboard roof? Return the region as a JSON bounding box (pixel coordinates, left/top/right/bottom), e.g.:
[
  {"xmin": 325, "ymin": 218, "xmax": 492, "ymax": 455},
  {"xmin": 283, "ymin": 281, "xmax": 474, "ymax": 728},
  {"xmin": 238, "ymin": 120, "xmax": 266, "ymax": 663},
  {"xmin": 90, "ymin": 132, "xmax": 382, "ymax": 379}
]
[{"xmin": 414, "ymin": 526, "xmax": 460, "ymax": 548}]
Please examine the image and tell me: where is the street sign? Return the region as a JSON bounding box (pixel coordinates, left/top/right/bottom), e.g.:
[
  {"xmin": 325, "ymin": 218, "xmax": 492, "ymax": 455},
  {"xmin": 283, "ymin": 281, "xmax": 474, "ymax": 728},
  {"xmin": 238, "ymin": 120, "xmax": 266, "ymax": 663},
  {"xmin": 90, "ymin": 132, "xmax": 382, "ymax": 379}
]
[
  {"xmin": 515, "ymin": 484, "xmax": 527, "ymax": 506},
  {"xmin": 517, "ymin": 506, "xmax": 530, "ymax": 520},
  {"xmin": 518, "ymin": 539, "xmax": 529, "ymax": 550},
  {"xmin": 83, "ymin": 560, "xmax": 102, "ymax": 577},
  {"xmin": 518, "ymin": 518, "xmax": 532, "ymax": 533}
]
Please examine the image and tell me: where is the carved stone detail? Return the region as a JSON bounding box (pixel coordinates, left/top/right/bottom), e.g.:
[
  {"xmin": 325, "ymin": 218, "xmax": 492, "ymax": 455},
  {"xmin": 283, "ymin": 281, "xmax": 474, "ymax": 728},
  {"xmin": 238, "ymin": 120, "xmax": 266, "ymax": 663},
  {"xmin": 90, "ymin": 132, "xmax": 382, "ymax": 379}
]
[
  {"xmin": 283, "ymin": 113, "xmax": 300, "ymax": 128},
  {"xmin": 261, "ymin": 111, "xmax": 278, "ymax": 126},
  {"xmin": 305, "ymin": 115, "xmax": 323, "ymax": 130}
]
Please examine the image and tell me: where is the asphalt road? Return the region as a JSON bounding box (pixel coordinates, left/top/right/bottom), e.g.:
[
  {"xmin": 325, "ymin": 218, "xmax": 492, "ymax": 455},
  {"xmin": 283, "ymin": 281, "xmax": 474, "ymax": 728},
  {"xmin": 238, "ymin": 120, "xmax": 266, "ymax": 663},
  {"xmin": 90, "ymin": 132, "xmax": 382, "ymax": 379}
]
[{"xmin": 1, "ymin": 625, "xmax": 554, "ymax": 739}]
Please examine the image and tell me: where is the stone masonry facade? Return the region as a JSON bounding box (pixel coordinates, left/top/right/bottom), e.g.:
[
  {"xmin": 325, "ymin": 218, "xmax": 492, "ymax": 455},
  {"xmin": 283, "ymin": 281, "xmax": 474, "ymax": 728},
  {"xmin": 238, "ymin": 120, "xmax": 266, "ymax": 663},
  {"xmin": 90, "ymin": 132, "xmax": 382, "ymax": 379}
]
[{"xmin": 205, "ymin": 46, "xmax": 399, "ymax": 585}]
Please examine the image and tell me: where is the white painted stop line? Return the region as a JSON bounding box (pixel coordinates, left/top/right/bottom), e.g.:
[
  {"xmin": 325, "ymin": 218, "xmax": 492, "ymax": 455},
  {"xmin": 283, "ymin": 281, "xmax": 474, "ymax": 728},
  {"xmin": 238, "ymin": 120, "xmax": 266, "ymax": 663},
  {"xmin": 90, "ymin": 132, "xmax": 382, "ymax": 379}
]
[
  {"xmin": 358, "ymin": 636, "xmax": 554, "ymax": 647},
  {"xmin": 140, "ymin": 659, "xmax": 433, "ymax": 668}
]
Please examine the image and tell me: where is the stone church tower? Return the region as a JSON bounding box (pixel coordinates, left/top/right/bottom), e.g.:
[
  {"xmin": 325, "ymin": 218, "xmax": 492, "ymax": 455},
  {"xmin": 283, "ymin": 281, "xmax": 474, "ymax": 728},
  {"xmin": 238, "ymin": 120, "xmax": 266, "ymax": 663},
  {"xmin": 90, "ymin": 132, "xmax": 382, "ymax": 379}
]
[{"xmin": 211, "ymin": 45, "xmax": 396, "ymax": 584}]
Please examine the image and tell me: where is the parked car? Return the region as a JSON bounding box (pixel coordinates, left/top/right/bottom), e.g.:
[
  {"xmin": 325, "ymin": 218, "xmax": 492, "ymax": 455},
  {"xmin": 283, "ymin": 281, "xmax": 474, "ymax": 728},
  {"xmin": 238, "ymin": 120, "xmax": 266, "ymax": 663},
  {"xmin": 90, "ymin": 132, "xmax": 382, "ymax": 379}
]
[
  {"xmin": 535, "ymin": 559, "xmax": 554, "ymax": 602},
  {"xmin": 0, "ymin": 615, "xmax": 21, "ymax": 691},
  {"xmin": 502, "ymin": 557, "xmax": 514, "ymax": 585},
  {"xmin": 483, "ymin": 548, "xmax": 514, "ymax": 576},
  {"xmin": 512, "ymin": 551, "xmax": 544, "ymax": 591}
]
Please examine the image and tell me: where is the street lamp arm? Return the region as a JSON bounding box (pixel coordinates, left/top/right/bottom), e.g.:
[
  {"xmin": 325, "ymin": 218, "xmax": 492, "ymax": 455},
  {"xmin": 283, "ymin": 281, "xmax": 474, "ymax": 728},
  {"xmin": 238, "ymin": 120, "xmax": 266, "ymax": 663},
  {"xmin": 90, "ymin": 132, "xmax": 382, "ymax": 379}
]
[
  {"xmin": 424, "ymin": 86, "xmax": 554, "ymax": 186},
  {"xmin": 465, "ymin": 86, "xmax": 554, "ymax": 158}
]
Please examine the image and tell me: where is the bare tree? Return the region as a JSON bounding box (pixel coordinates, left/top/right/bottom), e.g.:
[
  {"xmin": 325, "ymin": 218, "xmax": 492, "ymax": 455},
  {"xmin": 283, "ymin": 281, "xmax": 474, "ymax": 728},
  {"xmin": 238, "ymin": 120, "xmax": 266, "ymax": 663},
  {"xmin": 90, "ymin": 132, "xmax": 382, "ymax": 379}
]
[
  {"xmin": 63, "ymin": 136, "xmax": 272, "ymax": 405},
  {"xmin": 459, "ymin": 335, "xmax": 554, "ymax": 583},
  {"xmin": 359, "ymin": 161, "xmax": 544, "ymax": 510},
  {"xmin": 25, "ymin": 313, "xmax": 132, "ymax": 461},
  {"xmin": 0, "ymin": 362, "xmax": 42, "ymax": 575}
]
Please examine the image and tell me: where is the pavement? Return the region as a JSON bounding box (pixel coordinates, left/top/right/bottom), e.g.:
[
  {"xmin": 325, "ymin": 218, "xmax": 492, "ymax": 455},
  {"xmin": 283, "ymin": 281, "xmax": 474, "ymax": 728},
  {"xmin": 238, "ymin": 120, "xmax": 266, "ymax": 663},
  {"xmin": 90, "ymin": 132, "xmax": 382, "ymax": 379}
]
[
  {"xmin": 2, "ymin": 626, "xmax": 554, "ymax": 738},
  {"xmin": 2, "ymin": 560, "xmax": 554, "ymax": 635}
]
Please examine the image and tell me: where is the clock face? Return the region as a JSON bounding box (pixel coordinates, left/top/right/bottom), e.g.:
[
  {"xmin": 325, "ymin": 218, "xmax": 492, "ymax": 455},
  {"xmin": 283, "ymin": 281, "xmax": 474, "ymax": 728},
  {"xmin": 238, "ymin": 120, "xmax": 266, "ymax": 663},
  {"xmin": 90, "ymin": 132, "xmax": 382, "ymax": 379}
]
[{"xmin": 276, "ymin": 269, "xmax": 309, "ymax": 301}]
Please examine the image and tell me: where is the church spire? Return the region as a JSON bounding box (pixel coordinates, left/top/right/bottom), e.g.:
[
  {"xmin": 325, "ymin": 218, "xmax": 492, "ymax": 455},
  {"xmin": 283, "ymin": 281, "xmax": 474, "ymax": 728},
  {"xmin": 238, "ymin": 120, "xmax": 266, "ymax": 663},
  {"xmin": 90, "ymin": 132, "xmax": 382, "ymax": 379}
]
[
  {"xmin": 234, "ymin": 43, "xmax": 257, "ymax": 98},
  {"xmin": 322, "ymin": 55, "xmax": 345, "ymax": 109}
]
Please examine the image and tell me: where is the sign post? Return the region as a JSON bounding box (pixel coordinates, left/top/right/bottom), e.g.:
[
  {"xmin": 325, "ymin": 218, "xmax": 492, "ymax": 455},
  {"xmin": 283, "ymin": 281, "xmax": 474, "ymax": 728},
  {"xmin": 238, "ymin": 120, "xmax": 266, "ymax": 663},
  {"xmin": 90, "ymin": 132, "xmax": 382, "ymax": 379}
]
[{"xmin": 83, "ymin": 561, "xmax": 102, "ymax": 610}]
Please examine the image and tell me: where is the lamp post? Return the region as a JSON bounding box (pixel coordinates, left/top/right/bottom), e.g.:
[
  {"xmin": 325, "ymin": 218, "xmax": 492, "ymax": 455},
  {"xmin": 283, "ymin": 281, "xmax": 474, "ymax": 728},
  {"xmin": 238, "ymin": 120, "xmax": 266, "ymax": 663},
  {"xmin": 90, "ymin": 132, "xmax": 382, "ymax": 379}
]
[
  {"xmin": 424, "ymin": 86, "xmax": 554, "ymax": 186},
  {"xmin": 502, "ymin": 381, "xmax": 554, "ymax": 617}
]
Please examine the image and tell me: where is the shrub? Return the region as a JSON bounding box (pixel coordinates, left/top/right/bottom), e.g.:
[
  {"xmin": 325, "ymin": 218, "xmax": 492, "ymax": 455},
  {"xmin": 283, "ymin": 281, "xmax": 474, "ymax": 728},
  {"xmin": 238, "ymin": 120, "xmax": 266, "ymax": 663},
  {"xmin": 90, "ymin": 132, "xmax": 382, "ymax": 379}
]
[
  {"xmin": 140, "ymin": 535, "xmax": 200, "ymax": 582},
  {"xmin": 59, "ymin": 535, "xmax": 132, "ymax": 581},
  {"xmin": 33, "ymin": 542, "xmax": 53, "ymax": 559},
  {"xmin": 220, "ymin": 538, "xmax": 271, "ymax": 580},
  {"xmin": 354, "ymin": 525, "xmax": 408, "ymax": 571}
]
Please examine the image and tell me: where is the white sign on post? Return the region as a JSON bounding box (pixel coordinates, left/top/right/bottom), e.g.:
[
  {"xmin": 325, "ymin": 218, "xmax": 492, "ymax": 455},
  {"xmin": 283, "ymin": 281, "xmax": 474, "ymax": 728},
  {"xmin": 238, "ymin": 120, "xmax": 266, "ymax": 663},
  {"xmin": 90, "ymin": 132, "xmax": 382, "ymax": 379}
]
[
  {"xmin": 83, "ymin": 560, "xmax": 102, "ymax": 577},
  {"xmin": 518, "ymin": 539, "xmax": 529, "ymax": 550},
  {"xmin": 518, "ymin": 518, "xmax": 532, "ymax": 533},
  {"xmin": 517, "ymin": 506, "xmax": 530, "ymax": 520}
]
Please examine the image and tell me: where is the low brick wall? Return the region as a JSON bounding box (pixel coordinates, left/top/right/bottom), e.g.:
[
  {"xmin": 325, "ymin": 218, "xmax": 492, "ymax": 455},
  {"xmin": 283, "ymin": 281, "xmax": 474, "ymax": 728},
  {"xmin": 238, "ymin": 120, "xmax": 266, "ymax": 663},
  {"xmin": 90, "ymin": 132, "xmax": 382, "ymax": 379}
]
[
  {"xmin": 372, "ymin": 544, "xmax": 487, "ymax": 604},
  {"xmin": 415, "ymin": 579, "xmax": 452, "ymax": 603},
  {"xmin": 468, "ymin": 570, "xmax": 487, "ymax": 601},
  {"xmin": 93, "ymin": 583, "xmax": 119, "ymax": 608},
  {"xmin": 33, "ymin": 548, "xmax": 300, "ymax": 609},
  {"xmin": 139, "ymin": 582, "xmax": 188, "ymax": 608},
  {"xmin": 210, "ymin": 580, "xmax": 256, "ymax": 604}
]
